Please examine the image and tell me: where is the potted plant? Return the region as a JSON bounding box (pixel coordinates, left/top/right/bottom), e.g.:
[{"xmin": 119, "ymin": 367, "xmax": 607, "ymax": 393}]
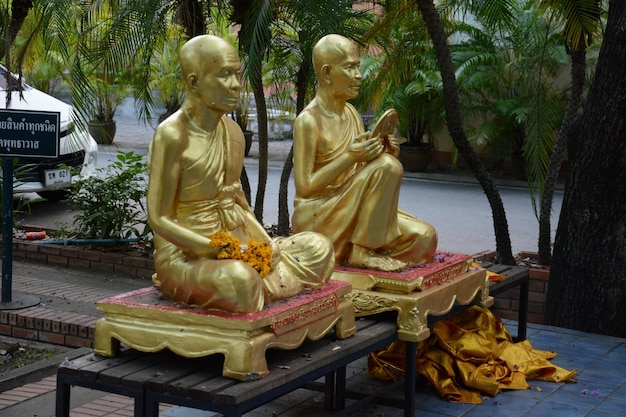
[
  {"xmin": 85, "ymin": 72, "xmax": 129, "ymax": 144},
  {"xmin": 354, "ymin": 8, "xmax": 446, "ymax": 173},
  {"xmin": 71, "ymin": 1, "xmax": 131, "ymax": 145},
  {"xmin": 149, "ymin": 24, "xmax": 187, "ymax": 124},
  {"xmin": 453, "ymin": 1, "xmax": 568, "ymax": 179},
  {"xmin": 357, "ymin": 54, "xmax": 444, "ymax": 172},
  {"xmin": 384, "ymin": 75, "xmax": 443, "ymax": 172}
]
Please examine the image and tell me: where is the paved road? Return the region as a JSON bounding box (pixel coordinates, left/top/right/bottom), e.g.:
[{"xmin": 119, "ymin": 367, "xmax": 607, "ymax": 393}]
[
  {"xmin": 16, "ymin": 97, "xmax": 564, "ymax": 256},
  {"xmin": 240, "ymin": 163, "xmax": 563, "ymax": 256}
]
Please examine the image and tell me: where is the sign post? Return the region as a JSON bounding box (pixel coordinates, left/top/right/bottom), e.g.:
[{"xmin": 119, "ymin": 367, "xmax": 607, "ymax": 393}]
[{"xmin": 1, "ymin": 109, "xmax": 60, "ymax": 309}]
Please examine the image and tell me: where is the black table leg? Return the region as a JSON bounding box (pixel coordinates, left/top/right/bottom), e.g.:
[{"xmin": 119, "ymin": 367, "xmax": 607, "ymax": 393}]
[
  {"xmin": 404, "ymin": 341, "xmax": 416, "ymax": 417},
  {"xmin": 518, "ymin": 280, "xmax": 529, "ymax": 341},
  {"xmin": 55, "ymin": 374, "xmax": 71, "ymax": 417},
  {"xmin": 324, "ymin": 371, "xmax": 336, "ymax": 410}
]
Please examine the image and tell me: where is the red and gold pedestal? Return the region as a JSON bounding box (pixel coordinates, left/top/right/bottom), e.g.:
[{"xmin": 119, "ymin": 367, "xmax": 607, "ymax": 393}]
[
  {"xmin": 94, "ymin": 280, "xmax": 356, "ymax": 381},
  {"xmin": 333, "ymin": 252, "xmax": 493, "ymax": 342}
]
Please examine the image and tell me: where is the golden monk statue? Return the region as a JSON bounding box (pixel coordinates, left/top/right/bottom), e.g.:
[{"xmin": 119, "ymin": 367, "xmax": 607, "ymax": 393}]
[
  {"xmin": 292, "ymin": 34, "xmax": 437, "ymax": 272},
  {"xmin": 147, "ymin": 35, "xmax": 334, "ymax": 314}
]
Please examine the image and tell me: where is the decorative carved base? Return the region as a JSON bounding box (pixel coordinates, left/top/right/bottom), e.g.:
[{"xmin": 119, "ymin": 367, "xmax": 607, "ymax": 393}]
[
  {"xmin": 334, "ymin": 252, "xmax": 472, "ymax": 293},
  {"xmin": 342, "ymin": 265, "xmax": 493, "ymax": 342},
  {"xmin": 94, "ymin": 280, "xmax": 356, "ymax": 381}
]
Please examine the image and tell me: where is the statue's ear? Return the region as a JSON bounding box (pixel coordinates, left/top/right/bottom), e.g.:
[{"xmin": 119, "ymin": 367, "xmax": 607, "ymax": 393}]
[
  {"xmin": 321, "ymin": 64, "xmax": 332, "ymax": 84},
  {"xmin": 187, "ymin": 73, "xmax": 198, "ymax": 90}
]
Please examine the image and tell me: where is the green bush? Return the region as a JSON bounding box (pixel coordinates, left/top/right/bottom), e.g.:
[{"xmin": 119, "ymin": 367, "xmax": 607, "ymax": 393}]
[{"xmin": 64, "ymin": 151, "xmax": 151, "ymax": 242}]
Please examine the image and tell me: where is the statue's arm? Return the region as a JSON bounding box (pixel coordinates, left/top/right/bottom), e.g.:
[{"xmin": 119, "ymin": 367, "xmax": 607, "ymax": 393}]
[
  {"xmin": 147, "ymin": 124, "xmax": 220, "ymax": 259},
  {"xmin": 294, "ymin": 112, "xmax": 354, "ymax": 198},
  {"xmin": 293, "ymin": 111, "xmax": 382, "ymax": 198}
]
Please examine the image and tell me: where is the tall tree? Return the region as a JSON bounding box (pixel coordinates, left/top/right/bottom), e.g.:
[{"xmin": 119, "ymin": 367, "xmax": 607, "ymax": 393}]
[
  {"xmin": 0, "ymin": 0, "xmax": 33, "ymax": 62},
  {"xmin": 232, "ymin": 0, "xmax": 273, "ymax": 223},
  {"xmin": 545, "ymin": 0, "xmax": 626, "ymax": 337},
  {"xmin": 415, "ymin": 0, "xmax": 515, "ymax": 264},
  {"xmin": 536, "ymin": 0, "xmax": 602, "ymax": 265}
]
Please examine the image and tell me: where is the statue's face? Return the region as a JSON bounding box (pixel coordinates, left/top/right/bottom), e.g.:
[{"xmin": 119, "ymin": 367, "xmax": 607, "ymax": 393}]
[
  {"xmin": 196, "ymin": 44, "xmax": 242, "ymax": 114},
  {"xmin": 328, "ymin": 43, "xmax": 361, "ymax": 100}
]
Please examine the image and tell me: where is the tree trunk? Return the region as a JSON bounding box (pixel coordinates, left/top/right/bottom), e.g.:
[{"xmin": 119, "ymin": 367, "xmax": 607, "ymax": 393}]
[
  {"xmin": 240, "ymin": 166, "xmax": 252, "ymax": 205},
  {"xmin": 0, "ymin": 0, "xmax": 33, "ymax": 62},
  {"xmin": 545, "ymin": 0, "xmax": 626, "ymax": 337},
  {"xmin": 415, "ymin": 0, "xmax": 514, "ymax": 264},
  {"xmin": 277, "ymin": 64, "xmax": 307, "ymax": 236},
  {"xmin": 538, "ymin": 44, "xmax": 586, "ymax": 265},
  {"xmin": 175, "ymin": 0, "xmax": 205, "ymax": 38},
  {"xmin": 277, "ymin": 146, "xmax": 294, "ymax": 236},
  {"xmin": 252, "ymin": 70, "xmax": 268, "ymax": 223}
]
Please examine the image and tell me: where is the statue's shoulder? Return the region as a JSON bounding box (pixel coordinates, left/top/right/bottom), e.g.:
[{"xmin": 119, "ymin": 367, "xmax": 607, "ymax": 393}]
[
  {"xmin": 296, "ymin": 103, "xmax": 322, "ymax": 129},
  {"xmin": 222, "ymin": 114, "xmax": 239, "ymax": 130},
  {"xmin": 153, "ymin": 111, "xmax": 187, "ymax": 148},
  {"xmin": 222, "ymin": 115, "xmax": 244, "ymax": 141},
  {"xmin": 345, "ymin": 102, "xmax": 359, "ymax": 114}
]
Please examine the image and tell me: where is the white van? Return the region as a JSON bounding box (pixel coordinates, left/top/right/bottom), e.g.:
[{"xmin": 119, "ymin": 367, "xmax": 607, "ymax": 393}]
[{"xmin": 0, "ymin": 65, "xmax": 98, "ymax": 200}]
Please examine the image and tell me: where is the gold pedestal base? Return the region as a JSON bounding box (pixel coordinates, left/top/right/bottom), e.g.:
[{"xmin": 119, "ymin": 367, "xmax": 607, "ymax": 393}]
[
  {"xmin": 338, "ymin": 261, "xmax": 493, "ymax": 342},
  {"xmin": 94, "ymin": 280, "xmax": 356, "ymax": 381},
  {"xmin": 334, "ymin": 252, "xmax": 473, "ymax": 293}
]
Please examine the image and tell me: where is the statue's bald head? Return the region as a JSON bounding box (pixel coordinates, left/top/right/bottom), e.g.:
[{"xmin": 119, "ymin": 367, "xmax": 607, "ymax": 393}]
[
  {"xmin": 180, "ymin": 35, "xmax": 237, "ymax": 80},
  {"xmin": 312, "ymin": 34, "xmax": 356, "ymax": 79}
]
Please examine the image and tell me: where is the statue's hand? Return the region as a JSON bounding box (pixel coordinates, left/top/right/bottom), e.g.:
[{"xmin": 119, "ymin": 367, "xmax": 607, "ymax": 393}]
[
  {"xmin": 193, "ymin": 245, "xmax": 223, "ymax": 259},
  {"xmin": 350, "ymin": 133, "xmax": 384, "ymax": 162},
  {"xmin": 384, "ymin": 135, "xmax": 400, "ymax": 157},
  {"xmin": 352, "ymin": 131, "xmax": 371, "ymax": 143}
]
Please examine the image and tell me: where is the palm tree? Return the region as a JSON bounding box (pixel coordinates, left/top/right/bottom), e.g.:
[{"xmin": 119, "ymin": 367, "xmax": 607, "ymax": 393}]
[
  {"xmin": 354, "ymin": 5, "xmax": 448, "ymax": 174},
  {"xmin": 229, "ymin": 0, "xmax": 273, "ymax": 223},
  {"xmin": 412, "ymin": 0, "xmax": 516, "ymax": 264},
  {"xmin": 545, "ymin": 0, "xmax": 626, "ymax": 336},
  {"xmin": 11, "ymin": 2, "xmax": 69, "ymax": 96},
  {"xmin": 536, "ymin": 0, "xmax": 603, "ymax": 265},
  {"xmin": 37, "ymin": 0, "xmax": 177, "ymax": 126},
  {"xmin": 454, "ymin": 0, "xmax": 569, "ymax": 188},
  {"xmin": 0, "ymin": 0, "xmax": 33, "ymax": 65}
]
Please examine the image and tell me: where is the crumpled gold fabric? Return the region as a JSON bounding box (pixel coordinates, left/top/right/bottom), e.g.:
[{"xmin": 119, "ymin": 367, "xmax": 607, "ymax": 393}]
[{"xmin": 368, "ymin": 306, "xmax": 576, "ymax": 404}]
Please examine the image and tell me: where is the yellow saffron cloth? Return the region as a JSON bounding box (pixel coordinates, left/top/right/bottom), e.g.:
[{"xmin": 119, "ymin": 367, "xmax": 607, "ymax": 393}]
[
  {"xmin": 471, "ymin": 262, "xmax": 505, "ymax": 282},
  {"xmin": 368, "ymin": 306, "xmax": 576, "ymax": 404}
]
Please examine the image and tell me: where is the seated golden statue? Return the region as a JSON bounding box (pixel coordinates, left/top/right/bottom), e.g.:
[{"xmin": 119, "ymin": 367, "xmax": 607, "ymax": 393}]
[
  {"xmin": 292, "ymin": 34, "xmax": 437, "ymax": 272},
  {"xmin": 147, "ymin": 35, "xmax": 334, "ymax": 314}
]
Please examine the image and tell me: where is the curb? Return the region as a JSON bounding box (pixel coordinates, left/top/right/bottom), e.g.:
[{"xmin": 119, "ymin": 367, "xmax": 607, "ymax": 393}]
[
  {"xmin": 5, "ymin": 237, "xmax": 155, "ymax": 280},
  {"xmin": 0, "ymin": 346, "xmax": 92, "ymax": 393}
]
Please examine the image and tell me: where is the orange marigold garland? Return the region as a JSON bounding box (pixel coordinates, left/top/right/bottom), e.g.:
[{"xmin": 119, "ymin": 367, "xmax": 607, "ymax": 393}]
[{"xmin": 210, "ymin": 231, "xmax": 273, "ymax": 278}]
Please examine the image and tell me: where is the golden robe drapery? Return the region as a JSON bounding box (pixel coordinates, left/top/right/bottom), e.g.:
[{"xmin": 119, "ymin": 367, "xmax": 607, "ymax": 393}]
[{"xmin": 368, "ymin": 306, "xmax": 576, "ymax": 404}]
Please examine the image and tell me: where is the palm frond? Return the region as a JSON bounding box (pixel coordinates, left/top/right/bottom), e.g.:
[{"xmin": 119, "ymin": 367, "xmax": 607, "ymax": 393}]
[
  {"xmin": 239, "ymin": 0, "xmax": 273, "ymax": 83},
  {"xmin": 540, "ymin": 0, "xmax": 604, "ymax": 48}
]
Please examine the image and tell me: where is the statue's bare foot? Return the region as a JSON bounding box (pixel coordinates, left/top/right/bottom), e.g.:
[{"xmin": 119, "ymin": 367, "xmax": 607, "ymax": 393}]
[{"xmin": 348, "ymin": 246, "xmax": 406, "ymax": 272}]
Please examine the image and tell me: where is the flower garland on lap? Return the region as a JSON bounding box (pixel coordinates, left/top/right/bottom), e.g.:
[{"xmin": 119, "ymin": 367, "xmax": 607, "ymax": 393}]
[{"xmin": 210, "ymin": 231, "xmax": 273, "ymax": 278}]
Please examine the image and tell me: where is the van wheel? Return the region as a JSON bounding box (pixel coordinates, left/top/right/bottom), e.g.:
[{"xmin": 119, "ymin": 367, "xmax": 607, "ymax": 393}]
[{"xmin": 38, "ymin": 190, "xmax": 70, "ymax": 202}]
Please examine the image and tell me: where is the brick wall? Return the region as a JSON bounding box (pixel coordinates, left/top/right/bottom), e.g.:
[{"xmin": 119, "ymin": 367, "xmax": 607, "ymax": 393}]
[
  {"xmin": 10, "ymin": 239, "xmax": 155, "ymax": 279},
  {"xmin": 0, "ymin": 306, "xmax": 96, "ymax": 348},
  {"xmin": 1, "ymin": 238, "xmax": 155, "ymax": 348},
  {"xmin": 491, "ymin": 267, "xmax": 549, "ymax": 324}
]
